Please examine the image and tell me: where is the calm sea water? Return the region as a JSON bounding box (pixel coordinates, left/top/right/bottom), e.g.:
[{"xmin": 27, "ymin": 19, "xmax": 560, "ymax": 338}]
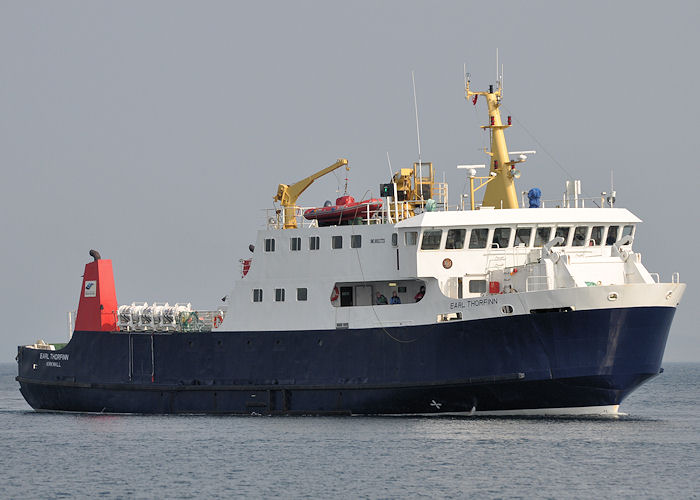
[{"xmin": 1, "ymin": 362, "xmax": 698, "ymax": 499}]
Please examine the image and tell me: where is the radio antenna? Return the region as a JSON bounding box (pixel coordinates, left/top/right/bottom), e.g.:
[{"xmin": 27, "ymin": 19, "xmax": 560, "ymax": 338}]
[{"xmin": 412, "ymin": 70, "xmax": 424, "ymax": 206}]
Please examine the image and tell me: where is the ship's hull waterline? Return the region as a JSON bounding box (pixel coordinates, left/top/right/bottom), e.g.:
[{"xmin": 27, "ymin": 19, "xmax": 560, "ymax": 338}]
[{"xmin": 17, "ymin": 306, "xmax": 675, "ymax": 415}]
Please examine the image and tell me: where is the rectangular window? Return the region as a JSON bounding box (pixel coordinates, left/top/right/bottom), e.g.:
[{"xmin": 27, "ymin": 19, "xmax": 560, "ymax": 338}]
[
  {"xmin": 290, "ymin": 237, "xmax": 301, "ymax": 251},
  {"xmin": 591, "ymin": 226, "xmax": 603, "ymax": 246},
  {"xmin": 252, "ymin": 289, "xmax": 263, "ymax": 302},
  {"xmin": 469, "ymin": 279, "xmax": 487, "ymax": 293},
  {"xmin": 351, "ymin": 235, "xmax": 362, "ymax": 248},
  {"xmin": 275, "ymin": 288, "xmax": 285, "ymax": 302},
  {"xmin": 445, "ymin": 229, "xmax": 466, "ymax": 249},
  {"xmin": 534, "ymin": 227, "xmax": 552, "ymax": 247},
  {"xmin": 405, "ymin": 231, "xmax": 417, "ymax": 246},
  {"xmin": 514, "ymin": 227, "xmax": 532, "ymax": 247},
  {"xmin": 606, "ymin": 226, "xmax": 619, "ymax": 245},
  {"xmin": 296, "ymin": 288, "xmax": 307, "ymax": 301},
  {"xmin": 492, "ymin": 228, "xmax": 511, "ymax": 249},
  {"xmin": 469, "ymin": 228, "xmax": 489, "ymax": 249},
  {"xmin": 554, "ymin": 227, "xmax": 570, "ymax": 246},
  {"xmin": 572, "ymin": 226, "xmax": 589, "ymax": 246},
  {"xmin": 264, "ymin": 238, "xmax": 275, "ymax": 252},
  {"xmin": 391, "ymin": 233, "xmax": 398, "ymax": 247},
  {"xmin": 420, "ymin": 230, "xmax": 442, "ymax": 250},
  {"xmin": 332, "ymin": 236, "xmax": 343, "ymax": 249},
  {"xmin": 309, "ymin": 236, "xmax": 320, "ymax": 250},
  {"xmin": 622, "ymin": 225, "xmax": 634, "ymax": 238}
]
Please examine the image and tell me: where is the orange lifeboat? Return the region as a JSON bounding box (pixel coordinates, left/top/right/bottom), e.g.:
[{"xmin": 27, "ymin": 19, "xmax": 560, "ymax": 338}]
[{"xmin": 303, "ymin": 196, "xmax": 383, "ymax": 226}]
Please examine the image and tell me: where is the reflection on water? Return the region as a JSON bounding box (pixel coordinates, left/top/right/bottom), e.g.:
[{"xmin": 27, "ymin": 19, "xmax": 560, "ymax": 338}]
[{"xmin": 2, "ymin": 363, "xmax": 698, "ymax": 498}]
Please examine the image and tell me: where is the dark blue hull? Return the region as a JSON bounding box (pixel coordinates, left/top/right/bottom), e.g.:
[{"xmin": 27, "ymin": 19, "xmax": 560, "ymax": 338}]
[{"xmin": 16, "ymin": 306, "xmax": 675, "ymax": 414}]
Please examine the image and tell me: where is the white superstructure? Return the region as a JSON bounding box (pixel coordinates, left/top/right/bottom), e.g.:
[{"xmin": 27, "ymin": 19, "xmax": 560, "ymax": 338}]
[{"xmin": 221, "ymin": 203, "xmax": 683, "ymax": 333}]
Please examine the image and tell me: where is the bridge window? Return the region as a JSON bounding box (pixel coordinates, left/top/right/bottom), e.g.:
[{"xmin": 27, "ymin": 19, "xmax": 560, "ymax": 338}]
[
  {"xmin": 332, "ymin": 236, "xmax": 343, "ymax": 249},
  {"xmin": 572, "ymin": 226, "xmax": 588, "ymax": 246},
  {"xmin": 275, "ymin": 288, "xmax": 285, "ymax": 302},
  {"xmin": 622, "ymin": 225, "xmax": 635, "ymax": 238},
  {"xmin": 421, "ymin": 230, "xmax": 442, "ymax": 250},
  {"xmin": 534, "ymin": 227, "xmax": 552, "ymax": 247},
  {"xmin": 309, "ymin": 236, "xmax": 320, "ymax": 250},
  {"xmin": 296, "ymin": 288, "xmax": 307, "ymax": 301},
  {"xmin": 606, "ymin": 226, "xmax": 619, "ymax": 245},
  {"xmin": 264, "ymin": 238, "xmax": 275, "ymax": 252},
  {"xmin": 492, "ymin": 228, "xmax": 511, "ymax": 248},
  {"xmin": 405, "ymin": 231, "xmax": 418, "ymax": 246},
  {"xmin": 351, "ymin": 235, "xmax": 362, "ymax": 248},
  {"xmin": 252, "ymin": 289, "xmax": 263, "ymax": 302},
  {"xmin": 290, "ymin": 237, "xmax": 301, "ymax": 251},
  {"xmin": 445, "ymin": 229, "xmax": 466, "ymax": 249},
  {"xmin": 514, "ymin": 227, "xmax": 532, "ymax": 246},
  {"xmin": 469, "ymin": 228, "xmax": 488, "ymax": 249},
  {"xmin": 554, "ymin": 227, "xmax": 570, "ymax": 246},
  {"xmin": 591, "ymin": 226, "xmax": 603, "ymax": 245}
]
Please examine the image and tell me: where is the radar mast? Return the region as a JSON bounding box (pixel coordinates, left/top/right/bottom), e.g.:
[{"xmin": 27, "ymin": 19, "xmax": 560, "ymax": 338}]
[{"xmin": 465, "ymin": 72, "xmax": 526, "ymax": 209}]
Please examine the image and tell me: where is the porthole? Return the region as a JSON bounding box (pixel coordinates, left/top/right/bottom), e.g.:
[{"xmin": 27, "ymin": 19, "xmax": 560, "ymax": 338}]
[
  {"xmin": 501, "ymin": 305, "xmax": 514, "ymax": 315},
  {"xmin": 608, "ymin": 292, "xmax": 619, "ymax": 301}
]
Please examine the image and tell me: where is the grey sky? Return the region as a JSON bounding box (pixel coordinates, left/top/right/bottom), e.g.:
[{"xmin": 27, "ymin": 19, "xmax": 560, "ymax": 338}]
[{"xmin": 1, "ymin": 1, "xmax": 698, "ymax": 361}]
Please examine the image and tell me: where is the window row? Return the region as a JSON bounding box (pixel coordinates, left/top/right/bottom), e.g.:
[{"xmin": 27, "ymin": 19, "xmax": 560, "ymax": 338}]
[
  {"xmin": 264, "ymin": 235, "xmax": 362, "ymax": 252},
  {"xmin": 252, "ymin": 288, "xmax": 308, "ymax": 302},
  {"xmin": 416, "ymin": 224, "xmax": 635, "ymax": 250}
]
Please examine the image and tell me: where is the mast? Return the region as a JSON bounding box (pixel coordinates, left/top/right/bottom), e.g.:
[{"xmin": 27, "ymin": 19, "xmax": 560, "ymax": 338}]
[{"xmin": 465, "ymin": 76, "xmax": 519, "ymax": 209}]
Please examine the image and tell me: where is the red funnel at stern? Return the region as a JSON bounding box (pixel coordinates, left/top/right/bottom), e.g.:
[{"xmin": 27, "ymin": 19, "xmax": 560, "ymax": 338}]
[{"xmin": 74, "ymin": 253, "xmax": 118, "ymax": 332}]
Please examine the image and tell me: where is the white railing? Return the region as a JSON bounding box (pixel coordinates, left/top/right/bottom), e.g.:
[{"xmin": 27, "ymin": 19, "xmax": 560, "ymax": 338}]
[
  {"xmin": 649, "ymin": 272, "xmax": 660, "ymax": 283},
  {"xmin": 267, "ymin": 202, "xmax": 391, "ymax": 229},
  {"xmin": 265, "ymin": 207, "xmax": 320, "ymax": 229},
  {"xmin": 535, "ymin": 196, "xmax": 609, "ymax": 209},
  {"xmin": 672, "ymin": 272, "xmax": 680, "ymax": 284},
  {"xmin": 176, "ymin": 310, "xmax": 225, "ymax": 333}
]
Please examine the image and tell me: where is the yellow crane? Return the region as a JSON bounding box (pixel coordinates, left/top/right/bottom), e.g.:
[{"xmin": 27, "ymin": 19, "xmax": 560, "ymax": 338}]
[{"xmin": 273, "ymin": 158, "xmax": 349, "ymax": 229}]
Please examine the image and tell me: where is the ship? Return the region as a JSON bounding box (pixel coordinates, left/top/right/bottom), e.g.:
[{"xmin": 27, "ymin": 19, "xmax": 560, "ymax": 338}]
[{"xmin": 15, "ymin": 73, "xmax": 686, "ymax": 416}]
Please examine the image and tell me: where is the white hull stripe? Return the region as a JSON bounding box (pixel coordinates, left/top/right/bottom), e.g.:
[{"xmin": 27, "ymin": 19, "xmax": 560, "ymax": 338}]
[{"xmin": 372, "ymin": 404, "xmax": 622, "ymax": 417}]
